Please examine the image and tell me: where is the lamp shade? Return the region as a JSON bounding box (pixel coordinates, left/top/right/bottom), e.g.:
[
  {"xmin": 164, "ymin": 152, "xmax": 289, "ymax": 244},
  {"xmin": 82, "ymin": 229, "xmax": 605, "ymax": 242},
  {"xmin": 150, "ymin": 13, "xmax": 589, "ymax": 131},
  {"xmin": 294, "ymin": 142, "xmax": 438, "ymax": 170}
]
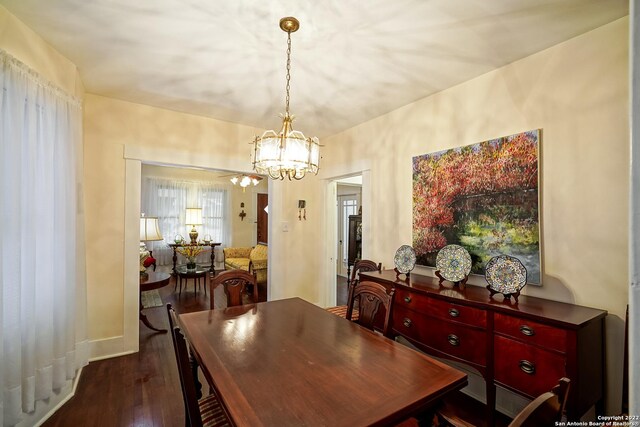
[
  {"xmin": 140, "ymin": 216, "xmax": 163, "ymax": 241},
  {"xmin": 185, "ymin": 208, "xmax": 203, "ymax": 226}
]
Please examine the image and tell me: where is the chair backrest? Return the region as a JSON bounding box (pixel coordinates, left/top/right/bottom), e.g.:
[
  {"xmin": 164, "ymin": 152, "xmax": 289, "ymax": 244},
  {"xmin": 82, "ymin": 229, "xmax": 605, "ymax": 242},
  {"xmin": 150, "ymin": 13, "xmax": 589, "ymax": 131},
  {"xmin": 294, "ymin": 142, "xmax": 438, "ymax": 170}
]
[
  {"xmin": 346, "ymin": 259, "xmax": 382, "ymax": 308},
  {"xmin": 211, "ymin": 269, "xmax": 258, "ymax": 308},
  {"xmin": 346, "ymin": 280, "xmax": 395, "ymax": 337},
  {"xmin": 348, "ymin": 259, "xmax": 382, "ymax": 285},
  {"xmin": 508, "ymin": 377, "xmax": 570, "ymax": 427},
  {"xmin": 166, "ymin": 304, "xmax": 204, "ymax": 427}
]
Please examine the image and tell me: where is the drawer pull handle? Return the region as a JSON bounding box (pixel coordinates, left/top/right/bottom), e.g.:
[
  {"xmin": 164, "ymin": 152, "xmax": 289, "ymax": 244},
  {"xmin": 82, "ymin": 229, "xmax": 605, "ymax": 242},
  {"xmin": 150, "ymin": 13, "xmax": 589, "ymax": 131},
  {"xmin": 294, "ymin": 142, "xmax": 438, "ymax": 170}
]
[
  {"xmin": 520, "ymin": 325, "xmax": 535, "ymax": 336},
  {"xmin": 403, "ymin": 318, "xmax": 412, "ymax": 328},
  {"xmin": 448, "ymin": 308, "xmax": 460, "ymax": 318},
  {"xmin": 404, "ymin": 296, "xmax": 412, "ymax": 303},
  {"xmin": 519, "ymin": 360, "xmax": 536, "ymax": 375},
  {"xmin": 447, "ymin": 334, "xmax": 460, "ymax": 346}
]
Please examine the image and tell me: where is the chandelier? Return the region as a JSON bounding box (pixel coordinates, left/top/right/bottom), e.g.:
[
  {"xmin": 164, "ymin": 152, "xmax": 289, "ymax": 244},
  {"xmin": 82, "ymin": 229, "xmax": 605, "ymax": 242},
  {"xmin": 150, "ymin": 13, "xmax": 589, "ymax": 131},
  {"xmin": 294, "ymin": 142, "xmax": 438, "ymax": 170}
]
[
  {"xmin": 252, "ymin": 17, "xmax": 320, "ymax": 180},
  {"xmin": 230, "ymin": 174, "xmax": 262, "ymax": 188}
]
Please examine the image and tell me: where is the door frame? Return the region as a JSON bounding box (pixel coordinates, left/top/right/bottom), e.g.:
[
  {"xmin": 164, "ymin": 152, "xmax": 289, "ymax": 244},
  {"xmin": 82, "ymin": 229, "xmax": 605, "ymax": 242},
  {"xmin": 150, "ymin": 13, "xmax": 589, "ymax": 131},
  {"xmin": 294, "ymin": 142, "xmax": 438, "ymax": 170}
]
[
  {"xmin": 121, "ymin": 144, "xmax": 275, "ymax": 356},
  {"xmin": 337, "ymin": 192, "xmax": 360, "ymax": 277},
  {"xmin": 324, "ymin": 171, "xmax": 369, "ymax": 307}
]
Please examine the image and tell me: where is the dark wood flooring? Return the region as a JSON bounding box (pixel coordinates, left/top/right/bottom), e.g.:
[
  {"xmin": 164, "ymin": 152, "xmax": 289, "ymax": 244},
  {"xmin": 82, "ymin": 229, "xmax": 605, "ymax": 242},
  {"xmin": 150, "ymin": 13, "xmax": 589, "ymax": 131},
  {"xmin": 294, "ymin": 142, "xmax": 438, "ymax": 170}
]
[
  {"xmin": 336, "ymin": 274, "xmax": 349, "ymax": 305},
  {"xmin": 42, "ymin": 272, "xmax": 266, "ymax": 427},
  {"xmin": 43, "ymin": 273, "xmax": 507, "ymax": 427}
]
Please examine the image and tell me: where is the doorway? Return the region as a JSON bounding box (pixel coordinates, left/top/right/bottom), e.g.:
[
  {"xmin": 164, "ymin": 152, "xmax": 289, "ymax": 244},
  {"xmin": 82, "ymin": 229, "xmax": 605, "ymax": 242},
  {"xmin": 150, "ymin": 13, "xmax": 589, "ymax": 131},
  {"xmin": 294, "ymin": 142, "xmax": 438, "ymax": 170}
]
[
  {"xmin": 257, "ymin": 193, "xmax": 268, "ymax": 244},
  {"xmin": 335, "ymin": 176, "xmax": 362, "ymax": 278},
  {"xmin": 337, "ymin": 195, "xmax": 358, "ymax": 277}
]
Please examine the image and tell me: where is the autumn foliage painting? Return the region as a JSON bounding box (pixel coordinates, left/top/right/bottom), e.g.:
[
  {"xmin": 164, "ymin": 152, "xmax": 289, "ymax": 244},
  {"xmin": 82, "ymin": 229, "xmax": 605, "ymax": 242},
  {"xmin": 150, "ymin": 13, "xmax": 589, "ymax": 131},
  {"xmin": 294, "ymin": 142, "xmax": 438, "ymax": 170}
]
[{"xmin": 412, "ymin": 130, "xmax": 540, "ymax": 284}]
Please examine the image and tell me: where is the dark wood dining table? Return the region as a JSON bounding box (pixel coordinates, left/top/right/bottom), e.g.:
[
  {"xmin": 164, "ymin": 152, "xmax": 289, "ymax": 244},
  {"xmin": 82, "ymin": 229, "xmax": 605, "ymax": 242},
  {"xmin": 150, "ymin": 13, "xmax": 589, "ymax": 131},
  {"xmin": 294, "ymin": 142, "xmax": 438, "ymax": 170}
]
[{"xmin": 178, "ymin": 297, "xmax": 468, "ymax": 426}]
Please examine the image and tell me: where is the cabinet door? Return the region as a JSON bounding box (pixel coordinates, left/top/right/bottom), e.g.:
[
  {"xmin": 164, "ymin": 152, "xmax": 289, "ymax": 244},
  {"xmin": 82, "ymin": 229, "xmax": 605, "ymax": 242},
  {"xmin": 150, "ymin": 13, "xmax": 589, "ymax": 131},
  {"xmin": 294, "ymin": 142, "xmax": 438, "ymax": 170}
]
[
  {"xmin": 337, "ymin": 198, "xmax": 358, "ymax": 276},
  {"xmin": 347, "ymin": 215, "xmax": 362, "ymax": 268}
]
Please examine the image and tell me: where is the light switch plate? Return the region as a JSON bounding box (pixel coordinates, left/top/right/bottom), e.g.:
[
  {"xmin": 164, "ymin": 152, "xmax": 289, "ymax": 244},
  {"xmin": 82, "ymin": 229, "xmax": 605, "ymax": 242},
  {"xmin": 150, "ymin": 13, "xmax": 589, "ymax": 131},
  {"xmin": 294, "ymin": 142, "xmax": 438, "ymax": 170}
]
[{"xmin": 282, "ymin": 221, "xmax": 289, "ymax": 232}]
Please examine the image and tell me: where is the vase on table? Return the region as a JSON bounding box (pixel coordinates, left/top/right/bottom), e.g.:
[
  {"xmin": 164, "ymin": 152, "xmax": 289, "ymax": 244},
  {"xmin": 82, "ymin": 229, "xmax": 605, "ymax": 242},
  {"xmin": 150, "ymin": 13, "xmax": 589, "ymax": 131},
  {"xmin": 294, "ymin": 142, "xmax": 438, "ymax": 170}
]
[{"xmin": 186, "ymin": 257, "xmax": 197, "ymax": 271}]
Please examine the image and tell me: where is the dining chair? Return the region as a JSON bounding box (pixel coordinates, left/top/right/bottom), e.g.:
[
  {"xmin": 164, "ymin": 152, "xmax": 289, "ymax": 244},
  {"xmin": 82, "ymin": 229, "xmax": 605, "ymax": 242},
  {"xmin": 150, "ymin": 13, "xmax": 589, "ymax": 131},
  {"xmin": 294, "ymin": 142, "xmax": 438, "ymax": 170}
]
[
  {"xmin": 346, "ymin": 280, "xmax": 395, "ymax": 337},
  {"xmin": 435, "ymin": 377, "xmax": 570, "ymax": 427},
  {"xmin": 210, "ymin": 269, "xmax": 258, "ymax": 308},
  {"xmin": 166, "ymin": 304, "xmax": 230, "ymax": 427},
  {"xmin": 326, "ymin": 259, "xmax": 382, "ymax": 321}
]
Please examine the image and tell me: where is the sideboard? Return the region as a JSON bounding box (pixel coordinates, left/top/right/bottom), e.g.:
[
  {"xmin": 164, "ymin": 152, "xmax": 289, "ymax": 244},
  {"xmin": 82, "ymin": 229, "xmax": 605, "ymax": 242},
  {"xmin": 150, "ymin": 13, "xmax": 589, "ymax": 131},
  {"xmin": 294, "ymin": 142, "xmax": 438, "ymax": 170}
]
[{"xmin": 359, "ymin": 269, "xmax": 607, "ymax": 424}]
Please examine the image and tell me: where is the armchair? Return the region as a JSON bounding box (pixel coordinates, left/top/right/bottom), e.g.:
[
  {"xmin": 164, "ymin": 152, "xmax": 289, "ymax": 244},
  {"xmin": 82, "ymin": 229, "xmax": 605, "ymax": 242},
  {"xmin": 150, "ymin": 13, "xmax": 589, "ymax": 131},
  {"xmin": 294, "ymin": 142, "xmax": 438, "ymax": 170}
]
[{"xmin": 223, "ymin": 243, "xmax": 268, "ymax": 284}]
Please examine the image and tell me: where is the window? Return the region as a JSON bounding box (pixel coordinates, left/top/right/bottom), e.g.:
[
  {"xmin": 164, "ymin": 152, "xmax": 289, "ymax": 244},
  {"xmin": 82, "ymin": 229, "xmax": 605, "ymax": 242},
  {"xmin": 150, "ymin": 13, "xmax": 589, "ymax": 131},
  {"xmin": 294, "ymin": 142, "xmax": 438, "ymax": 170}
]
[{"xmin": 142, "ymin": 176, "xmax": 230, "ymax": 266}]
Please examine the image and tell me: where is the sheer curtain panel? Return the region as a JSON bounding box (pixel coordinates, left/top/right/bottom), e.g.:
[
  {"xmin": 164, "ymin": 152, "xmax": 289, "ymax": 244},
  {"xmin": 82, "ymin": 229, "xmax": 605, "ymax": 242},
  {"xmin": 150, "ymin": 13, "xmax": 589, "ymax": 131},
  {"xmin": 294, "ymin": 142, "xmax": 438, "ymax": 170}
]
[
  {"xmin": 0, "ymin": 50, "xmax": 89, "ymax": 426},
  {"xmin": 141, "ymin": 177, "xmax": 189, "ymax": 265},
  {"xmin": 142, "ymin": 177, "xmax": 231, "ymax": 266}
]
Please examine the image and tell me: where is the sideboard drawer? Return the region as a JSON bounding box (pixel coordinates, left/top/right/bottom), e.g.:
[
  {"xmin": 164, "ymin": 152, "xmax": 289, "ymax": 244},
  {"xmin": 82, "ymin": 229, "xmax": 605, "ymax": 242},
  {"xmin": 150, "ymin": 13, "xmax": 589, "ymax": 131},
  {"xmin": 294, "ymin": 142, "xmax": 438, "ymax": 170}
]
[
  {"xmin": 494, "ymin": 335, "xmax": 567, "ymax": 398},
  {"xmin": 393, "ymin": 307, "xmax": 431, "ymax": 343},
  {"xmin": 395, "ymin": 288, "xmax": 486, "ymax": 328},
  {"xmin": 393, "ymin": 307, "xmax": 486, "ymax": 367},
  {"xmin": 429, "ymin": 298, "xmax": 487, "ymax": 328},
  {"xmin": 494, "ymin": 313, "xmax": 567, "ymax": 352},
  {"xmin": 425, "ymin": 317, "xmax": 487, "ymax": 366},
  {"xmin": 395, "ymin": 288, "xmax": 431, "ymax": 312}
]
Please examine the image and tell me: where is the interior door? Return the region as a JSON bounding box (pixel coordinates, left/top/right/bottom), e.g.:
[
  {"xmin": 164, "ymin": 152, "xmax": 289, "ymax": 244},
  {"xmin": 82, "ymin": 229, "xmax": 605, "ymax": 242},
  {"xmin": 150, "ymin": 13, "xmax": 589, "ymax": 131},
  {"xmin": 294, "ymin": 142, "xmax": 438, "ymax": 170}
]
[
  {"xmin": 256, "ymin": 193, "xmax": 268, "ymax": 244},
  {"xmin": 337, "ymin": 195, "xmax": 358, "ymax": 277}
]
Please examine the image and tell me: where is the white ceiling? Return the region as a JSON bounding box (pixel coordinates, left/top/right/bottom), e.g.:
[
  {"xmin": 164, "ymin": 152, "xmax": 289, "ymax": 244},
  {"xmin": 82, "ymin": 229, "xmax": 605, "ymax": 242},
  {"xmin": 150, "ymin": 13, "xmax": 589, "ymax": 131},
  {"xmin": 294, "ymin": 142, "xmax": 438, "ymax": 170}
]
[{"xmin": 1, "ymin": 0, "xmax": 628, "ymax": 138}]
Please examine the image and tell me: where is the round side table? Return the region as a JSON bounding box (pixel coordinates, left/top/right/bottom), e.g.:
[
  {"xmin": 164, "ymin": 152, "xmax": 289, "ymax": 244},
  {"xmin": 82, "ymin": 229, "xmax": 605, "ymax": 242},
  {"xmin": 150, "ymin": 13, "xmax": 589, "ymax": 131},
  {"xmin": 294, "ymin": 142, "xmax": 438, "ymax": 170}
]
[
  {"xmin": 139, "ymin": 271, "xmax": 171, "ymax": 333},
  {"xmin": 176, "ymin": 266, "xmax": 209, "ymax": 296}
]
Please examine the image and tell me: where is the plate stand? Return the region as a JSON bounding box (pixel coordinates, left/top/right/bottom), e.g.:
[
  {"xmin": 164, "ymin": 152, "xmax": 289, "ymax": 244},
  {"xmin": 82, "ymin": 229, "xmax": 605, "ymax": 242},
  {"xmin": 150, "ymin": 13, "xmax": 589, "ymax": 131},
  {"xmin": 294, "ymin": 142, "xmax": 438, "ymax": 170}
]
[
  {"xmin": 435, "ymin": 270, "xmax": 468, "ymax": 289},
  {"xmin": 486, "ymin": 286, "xmax": 521, "ymax": 303},
  {"xmin": 394, "ymin": 268, "xmax": 410, "ymax": 282}
]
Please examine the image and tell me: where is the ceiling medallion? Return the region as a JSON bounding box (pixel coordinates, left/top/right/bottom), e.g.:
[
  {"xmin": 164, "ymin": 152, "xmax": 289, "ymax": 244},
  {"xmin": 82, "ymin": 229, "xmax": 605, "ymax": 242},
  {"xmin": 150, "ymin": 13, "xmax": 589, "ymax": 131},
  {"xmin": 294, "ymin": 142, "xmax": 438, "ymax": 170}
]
[{"xmin": 251, "ymin": 17, "xmax": 320, "ymax": 181}]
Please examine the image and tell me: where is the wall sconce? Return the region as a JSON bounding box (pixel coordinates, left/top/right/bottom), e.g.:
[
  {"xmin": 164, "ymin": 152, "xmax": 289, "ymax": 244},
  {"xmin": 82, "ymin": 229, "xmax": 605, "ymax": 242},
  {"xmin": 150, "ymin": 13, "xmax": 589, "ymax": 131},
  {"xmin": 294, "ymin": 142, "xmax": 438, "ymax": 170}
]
[
  {"xmin": 298, "ymin": 200, "xmax": 306, "ymax": 221},
  {"xmin": 239, "ymin": 202, "xmax": 246, "ymax": 221}
]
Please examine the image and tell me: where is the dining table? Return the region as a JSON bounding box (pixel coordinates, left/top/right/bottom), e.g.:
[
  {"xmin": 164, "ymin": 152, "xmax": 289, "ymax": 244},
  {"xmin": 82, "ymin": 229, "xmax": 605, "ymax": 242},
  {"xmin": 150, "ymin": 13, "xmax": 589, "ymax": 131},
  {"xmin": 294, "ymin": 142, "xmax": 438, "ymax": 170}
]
[{"xmin": 178, "ymin": 297, "xmax": 468, "ymax": 426}]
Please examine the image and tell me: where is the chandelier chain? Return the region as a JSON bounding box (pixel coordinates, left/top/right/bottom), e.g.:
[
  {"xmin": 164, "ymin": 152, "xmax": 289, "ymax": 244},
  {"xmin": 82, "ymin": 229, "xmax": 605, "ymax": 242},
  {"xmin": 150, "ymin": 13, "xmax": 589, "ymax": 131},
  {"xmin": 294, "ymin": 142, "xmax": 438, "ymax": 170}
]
[{"xmin": 285, "ymin": 31, "xmax": 292, "ymax": 115}]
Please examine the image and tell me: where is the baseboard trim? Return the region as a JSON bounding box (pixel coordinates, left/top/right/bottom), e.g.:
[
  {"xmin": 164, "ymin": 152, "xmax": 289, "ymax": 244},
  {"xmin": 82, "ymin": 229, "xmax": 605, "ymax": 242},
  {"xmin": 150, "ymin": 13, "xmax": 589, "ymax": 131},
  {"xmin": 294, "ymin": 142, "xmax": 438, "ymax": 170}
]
[
  {"xmin": 89, "ymin": 335, "xmax": 137, "ymax": 361},
  {"xmin": 29, "ymin": 366, "xmax": 83, "ymax": 427}
]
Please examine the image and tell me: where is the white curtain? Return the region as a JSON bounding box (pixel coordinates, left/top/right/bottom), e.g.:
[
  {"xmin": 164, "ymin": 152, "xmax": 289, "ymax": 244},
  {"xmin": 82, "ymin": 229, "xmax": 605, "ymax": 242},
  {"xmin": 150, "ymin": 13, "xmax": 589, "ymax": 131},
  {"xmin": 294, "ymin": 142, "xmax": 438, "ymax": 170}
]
[
  {"xmin": 0, "ymin": 50, "xmax": 88, "ymax": 426},
  {"xmin": 142, "ymin": 177, "xmax": 231, "ymax": 266}
]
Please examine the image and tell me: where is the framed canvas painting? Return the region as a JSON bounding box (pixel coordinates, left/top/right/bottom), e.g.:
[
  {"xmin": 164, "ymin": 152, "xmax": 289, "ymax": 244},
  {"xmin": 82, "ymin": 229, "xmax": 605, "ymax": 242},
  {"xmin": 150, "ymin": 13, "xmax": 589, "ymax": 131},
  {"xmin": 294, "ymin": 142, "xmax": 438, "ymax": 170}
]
[{"xmin": 412, "ymin": 129, "xmax": 540, "ymax": 284}]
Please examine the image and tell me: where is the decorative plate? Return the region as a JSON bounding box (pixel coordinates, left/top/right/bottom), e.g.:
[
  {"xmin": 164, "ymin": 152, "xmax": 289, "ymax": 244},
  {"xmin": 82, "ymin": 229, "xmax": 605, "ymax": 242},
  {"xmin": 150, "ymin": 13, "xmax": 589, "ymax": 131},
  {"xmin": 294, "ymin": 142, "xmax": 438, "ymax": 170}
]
[
  {"xmin": 484, "ymin": 255, "xmax": 527, "ymax": 295},
  {"xmin": 435, "ymin": 245, "xmax": 472, "ymax": 282},
  {"xmin": 394, "ymin": 245, "xmax": 416, "ymax": 274}
]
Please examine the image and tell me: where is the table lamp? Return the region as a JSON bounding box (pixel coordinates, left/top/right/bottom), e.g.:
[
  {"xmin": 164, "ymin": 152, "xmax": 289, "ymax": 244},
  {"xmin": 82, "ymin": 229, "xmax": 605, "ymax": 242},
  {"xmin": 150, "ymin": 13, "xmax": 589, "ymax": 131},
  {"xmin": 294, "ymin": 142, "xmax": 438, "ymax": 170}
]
[
  {"xmin": 140, "ymin": 215, "xmax": 163, "ymax": 274},
  {"xmin": 185, "ymin": 208, "xmax": 203, "ymax": 244}
]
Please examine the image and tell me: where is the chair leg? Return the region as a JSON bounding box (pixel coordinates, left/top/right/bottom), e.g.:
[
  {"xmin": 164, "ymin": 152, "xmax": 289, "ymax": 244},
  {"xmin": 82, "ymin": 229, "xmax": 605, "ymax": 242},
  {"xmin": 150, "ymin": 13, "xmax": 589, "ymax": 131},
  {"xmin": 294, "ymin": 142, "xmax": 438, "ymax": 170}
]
[{"xmin": 189, "ymin": 347, "xmax": 203, "ymax": 400}]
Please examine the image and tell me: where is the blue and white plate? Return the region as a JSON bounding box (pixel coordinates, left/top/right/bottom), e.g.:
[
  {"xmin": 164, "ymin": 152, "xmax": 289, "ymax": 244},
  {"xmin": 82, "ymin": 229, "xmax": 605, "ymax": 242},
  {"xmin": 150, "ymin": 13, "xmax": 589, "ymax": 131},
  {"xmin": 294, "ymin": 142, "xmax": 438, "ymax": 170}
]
[
  {"xmin": 435, "ymin": 244, "xmax": 472, "ymax": 282},
  {"xmin": 394, "ymin": 245, "xmax": 416, "ymax": 274},
  {"xmin": 485, "ymin": 255, "xmax": 527, "ymax": 295}
]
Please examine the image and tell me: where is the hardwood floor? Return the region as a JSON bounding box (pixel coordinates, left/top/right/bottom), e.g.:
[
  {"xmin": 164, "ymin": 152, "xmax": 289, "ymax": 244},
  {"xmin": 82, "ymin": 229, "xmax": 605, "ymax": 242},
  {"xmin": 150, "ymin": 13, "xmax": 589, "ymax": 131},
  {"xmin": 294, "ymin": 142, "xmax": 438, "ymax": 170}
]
[
  {"xmin": 42, "ymin": 271, "xmax": 266, "ymax": 427},
  {"xmin": 336, "ymin": 274, "xmax": 349, "ymax": 305}
]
